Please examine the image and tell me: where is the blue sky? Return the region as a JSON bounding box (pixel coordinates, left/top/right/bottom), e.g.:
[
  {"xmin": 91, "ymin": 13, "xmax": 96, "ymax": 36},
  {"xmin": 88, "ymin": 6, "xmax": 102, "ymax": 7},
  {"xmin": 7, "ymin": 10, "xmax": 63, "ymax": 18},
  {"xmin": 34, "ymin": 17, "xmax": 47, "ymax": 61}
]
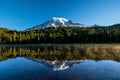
[{"xmin": 0, "ymin": 0, "xmax": 120, "ymax": 30}]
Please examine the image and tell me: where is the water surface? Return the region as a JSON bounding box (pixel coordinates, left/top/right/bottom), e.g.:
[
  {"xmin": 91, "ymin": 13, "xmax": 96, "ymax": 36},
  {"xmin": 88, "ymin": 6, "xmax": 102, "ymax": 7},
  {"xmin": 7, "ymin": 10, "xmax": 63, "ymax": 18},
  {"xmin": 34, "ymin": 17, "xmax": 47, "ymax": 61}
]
[{"xmin": 0, "ymin": 44, "xmax": 120, "ymax": 80}]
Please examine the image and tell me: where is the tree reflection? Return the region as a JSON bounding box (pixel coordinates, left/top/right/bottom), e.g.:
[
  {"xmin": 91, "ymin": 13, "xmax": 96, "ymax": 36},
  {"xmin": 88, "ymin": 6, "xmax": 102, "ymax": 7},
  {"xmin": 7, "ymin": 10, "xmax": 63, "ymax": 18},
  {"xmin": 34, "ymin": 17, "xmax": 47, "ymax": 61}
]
[{"xmin": 0, "ymin": 44, "xmax": 120, "ymax": 61}]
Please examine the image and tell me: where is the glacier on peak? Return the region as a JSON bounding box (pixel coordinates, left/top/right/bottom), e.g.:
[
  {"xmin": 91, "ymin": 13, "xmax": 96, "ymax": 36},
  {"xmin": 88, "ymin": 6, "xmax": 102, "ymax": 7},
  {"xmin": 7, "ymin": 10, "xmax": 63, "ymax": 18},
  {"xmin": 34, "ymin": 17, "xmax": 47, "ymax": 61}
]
[{"xmin": 52, "ymin": 17, "xmax": 69, "ymax": 22}]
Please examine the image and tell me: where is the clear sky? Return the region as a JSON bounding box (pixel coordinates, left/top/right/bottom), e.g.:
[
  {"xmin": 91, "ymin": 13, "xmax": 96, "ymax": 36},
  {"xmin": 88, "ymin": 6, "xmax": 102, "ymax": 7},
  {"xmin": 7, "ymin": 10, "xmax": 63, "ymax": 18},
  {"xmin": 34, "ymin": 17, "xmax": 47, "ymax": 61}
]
[{"xmin": 0, "ymin": 0, "xmax": 120, "ymax": 30}]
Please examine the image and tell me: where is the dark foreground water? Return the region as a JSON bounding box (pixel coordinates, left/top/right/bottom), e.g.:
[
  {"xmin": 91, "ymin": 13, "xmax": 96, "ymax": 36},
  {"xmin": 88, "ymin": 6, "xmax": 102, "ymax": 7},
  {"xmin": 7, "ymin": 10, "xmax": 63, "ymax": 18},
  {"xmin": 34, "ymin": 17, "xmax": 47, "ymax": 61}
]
[
  {"xmin": 0, "ymin": 44, "xmax": 120, "ymax": 80},
  {"xmin": 0, "ymin": 58, "xmax": 120, "ymax": 80}
]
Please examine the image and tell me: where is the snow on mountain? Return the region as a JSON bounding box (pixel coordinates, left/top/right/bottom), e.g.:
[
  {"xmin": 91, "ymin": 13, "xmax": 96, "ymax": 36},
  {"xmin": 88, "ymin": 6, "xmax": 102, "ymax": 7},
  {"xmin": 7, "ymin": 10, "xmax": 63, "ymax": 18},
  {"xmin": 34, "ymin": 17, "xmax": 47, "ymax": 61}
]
[{"xmin": 26, "ymin": 17, "xmax": 84, "ymax": 31}]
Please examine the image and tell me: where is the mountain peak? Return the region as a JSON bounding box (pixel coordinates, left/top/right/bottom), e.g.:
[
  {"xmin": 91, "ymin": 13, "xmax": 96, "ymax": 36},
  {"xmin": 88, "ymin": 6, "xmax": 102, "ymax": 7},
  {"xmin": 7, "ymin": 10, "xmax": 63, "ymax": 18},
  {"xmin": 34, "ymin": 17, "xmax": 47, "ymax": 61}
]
[{"xmin": 25, "ymin": 17, "xmax": 84, "ymax": 31}]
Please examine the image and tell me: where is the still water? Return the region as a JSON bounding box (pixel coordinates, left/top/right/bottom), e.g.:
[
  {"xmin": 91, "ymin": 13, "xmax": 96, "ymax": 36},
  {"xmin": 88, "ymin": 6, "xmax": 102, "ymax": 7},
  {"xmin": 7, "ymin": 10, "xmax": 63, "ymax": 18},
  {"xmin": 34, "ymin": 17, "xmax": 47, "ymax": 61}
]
[{"xmin": 0, "ymin": 44, "xmax": 120, "ymax": 80}]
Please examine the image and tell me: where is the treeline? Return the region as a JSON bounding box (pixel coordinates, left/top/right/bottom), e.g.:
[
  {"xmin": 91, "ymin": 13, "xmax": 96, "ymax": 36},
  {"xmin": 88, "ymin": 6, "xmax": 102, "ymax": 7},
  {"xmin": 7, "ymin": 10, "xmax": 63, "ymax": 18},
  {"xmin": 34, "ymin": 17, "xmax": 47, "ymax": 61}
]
[{"xmin": 1, "ymin": 24, "xmax": 120, "ymax": 44}]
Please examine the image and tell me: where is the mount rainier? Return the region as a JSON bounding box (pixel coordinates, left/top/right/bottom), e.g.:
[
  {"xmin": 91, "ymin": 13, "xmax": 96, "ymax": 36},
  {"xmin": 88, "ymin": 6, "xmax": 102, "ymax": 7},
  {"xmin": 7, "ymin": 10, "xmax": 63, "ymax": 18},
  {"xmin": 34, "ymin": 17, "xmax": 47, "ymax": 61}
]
[{"xmin": 26, "ymin": 17, "xmax": 84, "ymax": 30}]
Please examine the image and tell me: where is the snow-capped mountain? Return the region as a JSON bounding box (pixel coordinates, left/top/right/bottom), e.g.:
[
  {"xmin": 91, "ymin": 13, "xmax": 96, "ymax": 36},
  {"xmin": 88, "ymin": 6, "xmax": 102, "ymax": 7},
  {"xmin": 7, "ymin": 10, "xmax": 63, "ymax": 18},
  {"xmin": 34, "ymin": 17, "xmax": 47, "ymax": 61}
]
[
  {"xmin": 26, "ymin": 17, "xmax": 84, "ymax": 30},
  {"xmin": 26, "ymin": 57, "xmax": 87, "ymax": 71}
]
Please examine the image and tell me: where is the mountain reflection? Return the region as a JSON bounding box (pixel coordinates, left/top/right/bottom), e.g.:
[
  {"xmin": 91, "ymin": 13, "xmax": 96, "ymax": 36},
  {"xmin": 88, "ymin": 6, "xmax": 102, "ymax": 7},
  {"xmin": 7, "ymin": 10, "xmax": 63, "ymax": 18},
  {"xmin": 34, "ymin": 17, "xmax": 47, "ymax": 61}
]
[{"xmin": 26, "ymin": 57, "xmax": 87, "ymax": 71}]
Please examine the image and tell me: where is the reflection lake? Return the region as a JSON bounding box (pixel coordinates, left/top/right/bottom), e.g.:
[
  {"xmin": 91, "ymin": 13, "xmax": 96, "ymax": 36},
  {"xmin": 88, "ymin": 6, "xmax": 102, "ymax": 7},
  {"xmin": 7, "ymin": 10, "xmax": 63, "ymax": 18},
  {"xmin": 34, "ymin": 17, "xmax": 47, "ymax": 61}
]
[{"xmin": 0, "ymin": 44, "xmax": 120, "ymax": 80}]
